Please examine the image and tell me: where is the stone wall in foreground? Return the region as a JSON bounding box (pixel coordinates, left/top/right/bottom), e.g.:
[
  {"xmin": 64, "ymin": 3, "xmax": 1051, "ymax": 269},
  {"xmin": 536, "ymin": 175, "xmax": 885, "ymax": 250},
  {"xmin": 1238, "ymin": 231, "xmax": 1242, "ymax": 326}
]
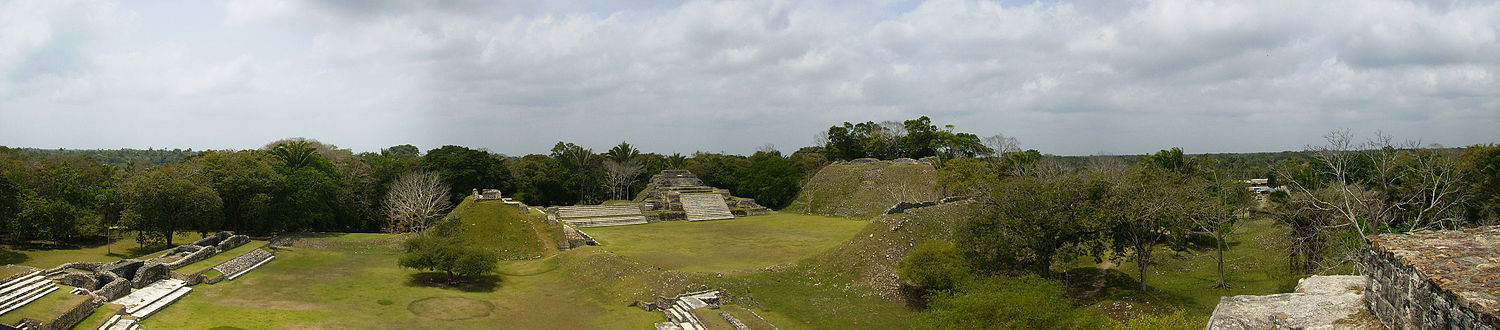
[{"xmin": 1365, "ymin": 226, "xmax": 1500, "ymax": 329}]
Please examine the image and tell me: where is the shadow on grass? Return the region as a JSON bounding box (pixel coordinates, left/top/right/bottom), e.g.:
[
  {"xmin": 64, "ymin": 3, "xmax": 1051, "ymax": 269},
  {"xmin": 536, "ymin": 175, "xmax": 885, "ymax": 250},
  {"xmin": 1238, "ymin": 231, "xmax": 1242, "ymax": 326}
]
[
  {"xmin": 0, "ymin": 249, "xmax": 26, "ymax": 265},
  {"xmin": 405, "ymin": 272, "xmax": 502, "ymax": 293}
]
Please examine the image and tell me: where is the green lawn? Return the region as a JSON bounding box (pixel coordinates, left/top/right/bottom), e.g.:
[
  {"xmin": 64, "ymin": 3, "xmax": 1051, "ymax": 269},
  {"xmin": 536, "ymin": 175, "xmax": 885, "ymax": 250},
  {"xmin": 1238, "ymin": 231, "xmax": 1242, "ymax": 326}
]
[
  {"xmin": 1, "ymin": 232, "xmax": 204, "ymax": 269},
  {"xmin": 143, "ymin": 233, "xmax": 662, "ymax": 329},
  {"xmin": 584, "ymin": 212, "xmax": 870, "ymax": 272},
  {"xmin": 1075, "ymin": 216, "xmax": 1303, "ymax": 318}
]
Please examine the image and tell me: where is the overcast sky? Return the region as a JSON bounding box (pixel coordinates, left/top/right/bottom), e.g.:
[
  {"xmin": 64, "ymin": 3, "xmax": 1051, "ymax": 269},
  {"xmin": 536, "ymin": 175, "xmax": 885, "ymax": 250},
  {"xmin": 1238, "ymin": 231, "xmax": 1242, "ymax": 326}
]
[{"xmin": 1, "ymin": 0, "xmax": 1497, "ymax": 156}]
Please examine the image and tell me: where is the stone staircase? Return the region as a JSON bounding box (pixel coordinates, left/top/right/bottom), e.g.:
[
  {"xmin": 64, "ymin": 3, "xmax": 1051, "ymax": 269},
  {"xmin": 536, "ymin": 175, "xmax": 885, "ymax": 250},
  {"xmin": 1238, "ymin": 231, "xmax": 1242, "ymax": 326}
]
[
  {"xmin": 0, "ymin": 271, "xmax": 58, "ymax": 317},
  {"xmin": 656, "ymin": 290, "xmax": 721, "ymax": 330},
  {"xmin": 555, "ymin": 205, "xmax": 641, "ymax": 219},
  {"xmin": 111, "ymin": 279, "xmax": 191, "ymax": 320},
  {"xmin": 562, "ymin": 216, "xmax": 649, "ymax": 228},
  {"xmin": 680, "ymin": 194, "xmax": 733, "ymax": 221},
  {"xmin": 98, "ymin": 314, "xmax": 141, "ymax": 330}
]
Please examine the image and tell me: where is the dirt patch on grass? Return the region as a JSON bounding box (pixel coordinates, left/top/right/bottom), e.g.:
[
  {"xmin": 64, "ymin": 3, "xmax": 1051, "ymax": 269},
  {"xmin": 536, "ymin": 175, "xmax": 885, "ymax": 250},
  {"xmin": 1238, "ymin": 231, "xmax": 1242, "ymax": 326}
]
[{"xmin": 407, "ymin": 296, "xmax": 494, "ymax": 320}]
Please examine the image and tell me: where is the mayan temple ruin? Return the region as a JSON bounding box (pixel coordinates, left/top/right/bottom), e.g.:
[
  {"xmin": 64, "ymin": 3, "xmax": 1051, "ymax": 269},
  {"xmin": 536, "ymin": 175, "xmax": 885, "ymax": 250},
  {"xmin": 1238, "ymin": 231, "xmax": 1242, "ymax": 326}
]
[
  {"xmin": 1209, "ymin": 225, "xmax": 1500, "ymax": 329},
  {"xmin": 544, "ymin": 170, "xmax": 770, "ymax": 229}
]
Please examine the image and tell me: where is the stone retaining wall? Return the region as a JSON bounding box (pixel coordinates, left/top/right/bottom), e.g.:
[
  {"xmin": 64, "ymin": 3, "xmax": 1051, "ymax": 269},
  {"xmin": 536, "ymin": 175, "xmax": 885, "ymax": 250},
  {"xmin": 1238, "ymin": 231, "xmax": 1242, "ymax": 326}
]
[
  {"xmin": 213, "ymin": 248, "xmax": 273, "ymax": 277},
  {"xmin": 159, "ymin": 245, "xmax": 215, "ymax": 269},
  {"xmin": 128, "ymin": 262, "xmax": 169, "ymax": 289},
  {"xmin": 1365, "ymin": 226, "xmax": 1499, "ymax": 329},
  {"xmin": 32, "ymin": 297, "xmax": 97, "ymax": 330}
]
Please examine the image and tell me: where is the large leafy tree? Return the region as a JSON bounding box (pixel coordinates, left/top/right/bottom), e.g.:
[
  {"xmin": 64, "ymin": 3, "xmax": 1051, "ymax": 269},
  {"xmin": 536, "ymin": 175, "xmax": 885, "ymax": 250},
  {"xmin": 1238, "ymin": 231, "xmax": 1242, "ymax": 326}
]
[
  {"xmin": 196, "ymin": 150, "xmax": 283, "ymax": 234},
  {"xmin": 422, "ymin": 145, "xmax": 513, "ymax": 204},
  {"xmin": 736, "ymin": 150, "xmax": 802, "ymax": 208},
  {"xmin": 398, "ymin": 217, "xmax": 499, "ymax": 281},
  {"xmin": 1101, "ymin": 166, "xmax": 1194, "ymax": 290},
  {"xmin": 120, "ymin": 165, "xmax": 222, "ymax": 246}
]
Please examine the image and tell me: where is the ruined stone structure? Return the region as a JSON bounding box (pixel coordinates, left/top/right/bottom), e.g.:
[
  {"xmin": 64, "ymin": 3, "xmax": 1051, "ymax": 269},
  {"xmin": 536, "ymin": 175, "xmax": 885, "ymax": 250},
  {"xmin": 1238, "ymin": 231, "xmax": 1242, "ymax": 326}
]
[
  {"xmin": 834, "ymin": 157, "xmax": 936, "ymax": 166},
  {"xmin": 473, "ymin": 188, "xmax": 527, "ymax": 213},
  {"xmin": 882, "ymin": 196, "xmax": 969, "ymax": 215},
  {"xmin": 557, "ymin": 224, "xmax": 599, "ymax": 250},
  {"xmin": 1209, "ymin": 225, "xmax": 1500, "ymax": 329},
  {"xmin": 1208, "ymin": 275, "xmax": 1380, "ymax": 329},
  {"xmin": 1365, "ymin": 226, "xmax": 1499, "ymax": 329},
  {"xmin": 637, "ymin": 170, "xmax": 769, "ymax": 222},
  {"xmin": 153, "ymin": 231, "xmax": 251, "ymax": 270}
]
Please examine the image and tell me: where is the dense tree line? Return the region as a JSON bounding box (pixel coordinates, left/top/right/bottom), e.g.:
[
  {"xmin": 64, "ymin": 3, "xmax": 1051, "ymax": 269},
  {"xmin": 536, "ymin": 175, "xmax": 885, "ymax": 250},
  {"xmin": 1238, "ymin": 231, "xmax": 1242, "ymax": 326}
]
[
  {"xmin": 822, "ymin": 116, "xmax": 992, "ymax": 161},
  {"xmin": 0, "ymin": 138, "xmax": 823, "ymax": 245}
]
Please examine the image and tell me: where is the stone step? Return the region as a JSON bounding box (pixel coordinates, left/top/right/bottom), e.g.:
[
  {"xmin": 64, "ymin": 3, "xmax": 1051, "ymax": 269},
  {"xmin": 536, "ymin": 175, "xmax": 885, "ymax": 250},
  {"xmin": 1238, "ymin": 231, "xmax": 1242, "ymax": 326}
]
[
  {"xmin": 680, "ymin": 194, "xmax": 734, "ymax": 221},
  {"xmin": 100, "ymin": 314, "xmax": 140, "ymax": 330},
  {"xmin": 0, "ymin": 274, "xmax": 47, "ymax": 303},
  {"xmin": 0, "ymin": 285, "xmax": 58, "ymax": 317},
  {"xmin": 555, "ymin": 205, "xmax": 641, "ymax": 219},
  {"xmin": 129, "ymin": 286, "xmax": 191, "ymax": 319},
  {"xmin": 0, "ymin": 272, "xmax": 41, "ymax": 293},
  {"xmin": 113, "ymin": 279, "xmax": 188, "ymax": 315},
  {"xmin": 0, "ymin": 278, "xmax": 55, "ymax": 312},
  {"xmin": 563, "ymin": 216, "xmax": 649, "ymax": 228}
]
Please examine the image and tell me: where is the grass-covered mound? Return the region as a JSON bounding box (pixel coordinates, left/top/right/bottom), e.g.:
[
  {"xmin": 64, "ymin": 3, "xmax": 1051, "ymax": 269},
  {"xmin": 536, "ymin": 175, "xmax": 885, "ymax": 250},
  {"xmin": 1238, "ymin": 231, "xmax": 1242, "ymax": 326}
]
[
  {"xmin": 786, "ymin": 164, "xmax": 940, "ymax": 219},
  {"xmin": 445, "ymin": 197, "xmax": 560, "ymax": 260},
  {"xmin": 584, "ymin": 212, "xmax": 867, "ymax": 272}
]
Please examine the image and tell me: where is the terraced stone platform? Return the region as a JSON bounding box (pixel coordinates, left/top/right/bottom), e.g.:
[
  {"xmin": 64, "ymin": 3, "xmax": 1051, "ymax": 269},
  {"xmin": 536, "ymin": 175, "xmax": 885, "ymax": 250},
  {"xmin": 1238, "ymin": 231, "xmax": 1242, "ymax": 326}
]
[
  {"xmin": 563, "ymin": 216, "xmax": 649, "ymax": 228},
  {"xmin": 680, "ymin": 194, "xmax": 733, "ymax": 221},
  {"xmin": 555, "ymin": 205, "xmax": 641, "ymax": 219},
  {"xmin": 554, "ymin": 205, "xmax": 647, "ymax": 228},
  {"xmin": 0, "ymin": 271, "xmax": 58, "ymax": 317},
  {"xmin": 111, "ymin": 279, "xmax": 191, "ymax": 320}
]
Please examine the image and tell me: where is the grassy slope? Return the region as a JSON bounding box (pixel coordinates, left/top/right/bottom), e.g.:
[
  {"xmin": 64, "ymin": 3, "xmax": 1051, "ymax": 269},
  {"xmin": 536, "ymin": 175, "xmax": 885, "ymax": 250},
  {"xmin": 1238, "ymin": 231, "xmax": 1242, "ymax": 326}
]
[
  {"xmin": 584, "ymin": 212, "xmax": 868, "ymax": 272},
  {"xmin": 786, "ymin": 164, "xmax": 941, "ymax": 219},
  {"xmin": 448, "ymin": 197, "xmax": 556, "ymax": 259}
]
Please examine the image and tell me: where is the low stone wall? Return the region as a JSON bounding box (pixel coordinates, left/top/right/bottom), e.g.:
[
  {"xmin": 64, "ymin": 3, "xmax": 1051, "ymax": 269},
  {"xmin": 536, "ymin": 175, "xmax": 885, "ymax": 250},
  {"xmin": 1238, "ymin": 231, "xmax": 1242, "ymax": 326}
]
[
  {"xmin": 129, "ymin": 262, "xmax": 169, "ymax": 289},
  {"xmin": 882, "ymin": 196, "xmax": 970, "ymax": 215},
  {"xmin": 93, "ymin": 273, "xmax": 130, "ymax": 302},
  {"xmin": 56, "ymin": 272, "xmax": 98, "ymax": 290},
  {"xmin": 33, "ymin": 297, "xmax": 97, "ymax": 330},
  {"xmin": 1365, "ymin": 226, "xmax": 1500, "ymax": 329},
  {"xmin": 216, "ymin": 234, "xmax": 250, "ymax": 252},
  {"xmin": 159, "ymin": 245, "xmax": 215, "ymax": 269},
  {"xmin": 213, "ymin": 248, "xmax": 273, "ymax": 277},
  {"xmin": 558, "ymin": 225, "xmax": 598, "ymax": 250}
]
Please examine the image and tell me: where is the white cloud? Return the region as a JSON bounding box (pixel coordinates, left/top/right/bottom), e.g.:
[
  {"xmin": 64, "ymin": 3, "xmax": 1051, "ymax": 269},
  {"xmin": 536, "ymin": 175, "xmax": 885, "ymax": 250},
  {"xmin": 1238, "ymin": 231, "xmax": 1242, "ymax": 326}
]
[{"xmin": 1, "ymin": 0, "xmax": 1496, "ymax": 155}]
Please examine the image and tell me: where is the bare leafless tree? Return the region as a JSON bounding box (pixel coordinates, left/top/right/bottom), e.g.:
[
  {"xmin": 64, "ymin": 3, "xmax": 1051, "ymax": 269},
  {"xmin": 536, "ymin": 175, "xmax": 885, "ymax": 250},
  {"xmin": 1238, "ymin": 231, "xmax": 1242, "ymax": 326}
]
[
  {"xmin": 602, "ymin": 159, "xmax": 643, "ymax": 201},
  {"xmin": 384, "ymin": 171, "xmax": 452, "ymax": 233},
  {"xmin": 1276, "ymin": 129, "xmax": 1469, "ymax": 274},
  {"xmin": 983, "ymin": 134, "xmax": 1022, "ymax": 157}
]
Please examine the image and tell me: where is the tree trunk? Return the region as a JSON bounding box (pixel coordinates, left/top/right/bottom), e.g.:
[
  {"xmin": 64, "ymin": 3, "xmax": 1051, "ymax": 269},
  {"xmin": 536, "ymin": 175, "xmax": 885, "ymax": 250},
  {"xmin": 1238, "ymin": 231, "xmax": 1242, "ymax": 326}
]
[
  {"xmin": 1137, "ymin": 243, "xmax": 1150, "ymax": 291},
  {"xmin": 1215, "ymin": 235, "xmax": 1227, "ymax": 288}
]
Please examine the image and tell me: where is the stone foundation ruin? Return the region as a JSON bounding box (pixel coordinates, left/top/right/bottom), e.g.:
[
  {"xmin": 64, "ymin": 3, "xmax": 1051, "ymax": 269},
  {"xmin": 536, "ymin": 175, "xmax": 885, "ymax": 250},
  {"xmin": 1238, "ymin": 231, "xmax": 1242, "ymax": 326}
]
[
  {"xmin": 473, "ymin": 188, "xmax": 527, "ymax": 213},
  {"xmin": 1209, "ymin": 225, "xmax": 1500, "ymax": 329},
  {"xmin": 1365, "ymin": 225, "xmax": 1499, "ymax": 329},
  {"xmin": 636, "ymin": 170, "xmax": 769, "ymax": 221}
]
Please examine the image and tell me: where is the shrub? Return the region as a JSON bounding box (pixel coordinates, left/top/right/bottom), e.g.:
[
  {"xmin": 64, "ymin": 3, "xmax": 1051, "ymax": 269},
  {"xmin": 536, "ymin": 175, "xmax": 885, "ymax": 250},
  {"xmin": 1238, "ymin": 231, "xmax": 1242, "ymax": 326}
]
[
  {"xmin": 896, "ymin": 241, "xmax": 969, "ymax": 292},
  {"xmin": 1112, "ymin": 310, "xmax": 1207, "ymax": 330},
  {"xmin": 913, "ymin": 274, "xmax": 1111, "ymax": 329}
]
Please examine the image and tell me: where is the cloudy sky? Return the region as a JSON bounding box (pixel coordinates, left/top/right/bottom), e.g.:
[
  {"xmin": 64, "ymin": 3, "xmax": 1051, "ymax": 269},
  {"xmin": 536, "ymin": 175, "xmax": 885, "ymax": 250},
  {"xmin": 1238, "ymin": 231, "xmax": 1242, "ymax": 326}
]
[{"xmin": 1, "ymin": 0, "xmax": 1497, "ymax": 156}]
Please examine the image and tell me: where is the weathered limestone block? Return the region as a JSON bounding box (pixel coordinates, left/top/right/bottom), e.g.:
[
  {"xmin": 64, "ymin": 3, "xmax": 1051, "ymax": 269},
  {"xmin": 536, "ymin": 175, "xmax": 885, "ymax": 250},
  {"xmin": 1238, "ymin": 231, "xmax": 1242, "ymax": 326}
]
[
  {"xmin": 129, "ymin": 262, "xmax": 169, "ymax": 288},
  {"xmin": 1207, "ymin": 275, "xmax": 1381, "ymax": 329},
  {"xmin": 216, "ymin": 234, "xmax": 251, "ymax": 252},
  {"xmin": 1365, "ymin": 226, "xmax": 1500, "ymax": 329}
]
